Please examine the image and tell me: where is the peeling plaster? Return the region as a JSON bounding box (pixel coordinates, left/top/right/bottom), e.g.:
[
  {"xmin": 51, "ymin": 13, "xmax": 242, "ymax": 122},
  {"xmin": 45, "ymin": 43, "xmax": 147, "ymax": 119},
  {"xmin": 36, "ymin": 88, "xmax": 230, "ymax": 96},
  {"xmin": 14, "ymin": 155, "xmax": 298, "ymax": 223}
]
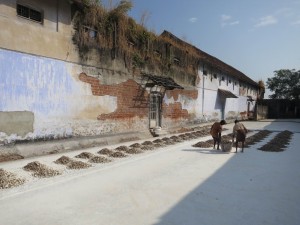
[{"xmin": 0, "ymin": 49, "xmax": 121, "ymax": 141}]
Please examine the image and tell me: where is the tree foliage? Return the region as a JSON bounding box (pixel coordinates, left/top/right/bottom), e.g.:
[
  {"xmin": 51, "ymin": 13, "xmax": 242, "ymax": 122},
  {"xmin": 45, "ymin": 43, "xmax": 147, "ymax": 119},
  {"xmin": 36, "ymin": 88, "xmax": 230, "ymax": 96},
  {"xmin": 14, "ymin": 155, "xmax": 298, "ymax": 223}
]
[{"xmin": 266, "ymin": 69, "xmax": 300, "ymax": 100}]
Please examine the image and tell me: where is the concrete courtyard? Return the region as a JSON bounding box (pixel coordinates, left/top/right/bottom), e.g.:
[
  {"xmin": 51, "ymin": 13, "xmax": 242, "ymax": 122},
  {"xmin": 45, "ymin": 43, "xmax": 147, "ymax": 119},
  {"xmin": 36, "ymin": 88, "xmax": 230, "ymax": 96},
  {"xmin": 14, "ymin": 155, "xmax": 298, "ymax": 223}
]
[{"xmin": 0, "ymin": 120, "xmax": 299, "ymax": 225}]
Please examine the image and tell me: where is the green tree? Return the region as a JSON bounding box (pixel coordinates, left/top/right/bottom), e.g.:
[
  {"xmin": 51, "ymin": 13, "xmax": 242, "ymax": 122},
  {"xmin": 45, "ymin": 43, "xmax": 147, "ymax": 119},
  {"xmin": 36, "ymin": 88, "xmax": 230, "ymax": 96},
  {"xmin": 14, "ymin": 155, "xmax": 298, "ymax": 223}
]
[{"xmin": 266, "ymin": 69, "xmax": 300, "ymax": 100}]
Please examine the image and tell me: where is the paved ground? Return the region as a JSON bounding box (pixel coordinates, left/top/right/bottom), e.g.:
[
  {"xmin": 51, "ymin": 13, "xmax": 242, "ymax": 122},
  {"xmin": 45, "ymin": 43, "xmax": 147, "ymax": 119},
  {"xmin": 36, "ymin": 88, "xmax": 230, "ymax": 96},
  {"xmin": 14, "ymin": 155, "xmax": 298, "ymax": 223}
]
[{"xmin": 0, "ymin": 120, "xmax": 300, "ymax": 225}]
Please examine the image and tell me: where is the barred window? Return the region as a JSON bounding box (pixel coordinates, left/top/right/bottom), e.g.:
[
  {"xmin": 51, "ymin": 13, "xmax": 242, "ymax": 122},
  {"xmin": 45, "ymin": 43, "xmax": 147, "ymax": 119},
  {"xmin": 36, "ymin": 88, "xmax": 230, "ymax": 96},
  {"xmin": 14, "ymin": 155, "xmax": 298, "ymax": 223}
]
[
  {"xmin": 17, "ymin": 4, "xmax": 43, "ymax": 23},
  {"xmin": 83, "ymin": 26, "xmax": 97, "ymax": 39},
  {"xmin": 173, "ymin": 57, "xmax": 180, "ymax": 66}
]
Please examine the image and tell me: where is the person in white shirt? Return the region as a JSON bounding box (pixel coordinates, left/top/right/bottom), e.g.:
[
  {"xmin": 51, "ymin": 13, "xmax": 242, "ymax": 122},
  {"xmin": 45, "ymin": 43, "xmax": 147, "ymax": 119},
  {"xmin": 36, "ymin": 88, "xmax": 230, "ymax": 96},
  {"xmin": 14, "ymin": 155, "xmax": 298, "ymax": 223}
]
[{"xmin": 232, "ymin": 120, "xmax": 248, "ymax": 153}]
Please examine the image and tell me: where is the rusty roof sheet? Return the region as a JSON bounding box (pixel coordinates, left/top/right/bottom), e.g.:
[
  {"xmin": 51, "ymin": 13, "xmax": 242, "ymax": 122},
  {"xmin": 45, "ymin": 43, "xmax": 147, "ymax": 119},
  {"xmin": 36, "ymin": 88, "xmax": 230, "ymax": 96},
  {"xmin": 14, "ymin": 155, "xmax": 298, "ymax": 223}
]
[{"xmin": 142, "ymin": 74, "xmax": 184, "ymax": 90}]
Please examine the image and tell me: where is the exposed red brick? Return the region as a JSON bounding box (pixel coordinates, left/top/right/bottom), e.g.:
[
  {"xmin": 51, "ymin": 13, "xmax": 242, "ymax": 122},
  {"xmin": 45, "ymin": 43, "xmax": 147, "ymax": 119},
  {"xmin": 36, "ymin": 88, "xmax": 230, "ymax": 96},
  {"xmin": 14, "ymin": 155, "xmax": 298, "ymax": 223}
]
[
  {"xmin": 79, "ymin": 73, "xmax": 148, "ymax": 120},
  {"xmin": 162, "ymin": 102, "xmax": 189, "ymax": 119},
  {"xmin": 79, "ymin": 73, "xmax": 194, "ymax": 122}
]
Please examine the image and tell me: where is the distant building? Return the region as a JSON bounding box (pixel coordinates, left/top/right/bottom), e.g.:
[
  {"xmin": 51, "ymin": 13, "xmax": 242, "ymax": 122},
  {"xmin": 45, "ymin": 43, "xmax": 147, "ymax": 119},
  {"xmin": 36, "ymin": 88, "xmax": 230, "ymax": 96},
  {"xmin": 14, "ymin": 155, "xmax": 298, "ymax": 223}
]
[{"xmin": 0, "ymin": 0, "xmax": 260, "ymax": 144}]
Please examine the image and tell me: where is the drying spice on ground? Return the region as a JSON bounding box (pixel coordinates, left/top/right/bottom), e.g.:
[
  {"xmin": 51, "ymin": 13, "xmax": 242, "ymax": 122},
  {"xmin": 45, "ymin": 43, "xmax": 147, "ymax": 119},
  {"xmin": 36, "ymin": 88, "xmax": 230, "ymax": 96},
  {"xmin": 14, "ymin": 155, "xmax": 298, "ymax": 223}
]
[
  {"xmin": 153, "ymin": 139, "xmax": 163, "ymax": 143},
  {"xmin": 55, "ymin": 156, "xmax": 91, "ymax": 170},
  {"xmin": 140, "ymin": 145, "xmax": 155, "ymax": 151},
  {"xmin": 194, "ymin": 130, "xmax": 208, "ymax": 137},
  {"xmin": 170, "ymin": 136, "xmax": 183, "ymax": 142},
  {"xmin": 164, "ymin": 139, "xmax": 175, "ymax": 145},
  {"xmin": 0, "ymin": 153, "xmax": 24, "ymax": 163},
  {"xmin": 125, "ymin": 148, "xmax": 143, "ymax": 154},
  {"xmin": 130, "ymin": 143, "xmax": 142, "ymax": 148},
  {"xmin": 243, "ymin": 130, "xmax": 273, "ymax": 147},
  {"xmin": 109, "ymin": 151, "xmax": 127, "ymax": 158},
  {"xmin": 23, "ymin": 161, "xmax": 61, "ymax": 178},
  {"xmin": 155, "ymin": 141, "xmax": 167, "ymax": 146},
  {"xmin": 55, "ymin": 156, "xmax": 72, "ymax": 165},
  {"xmin": 89, "ymin": 156, "xmax": 112, "ymax": 163},
  {"xmin": 142, "ymin": 141, "xmax": 153, "ymax": 146},
  {"xmin": 98, "ymin": 148, "xmax": 114, "ymax": 155},
  {"xmin": 161, "ymin": 137, "xmax": 169, "ymax": 141},
  {"xmin": 192, "ymin": 141, "xmax": 213, "ymax": 148},
  {"xmin": 206, "ymin": 139, "xmax": 215, "ymax": 145},
  {"xmin": 0, "ymin": 168, "xmax": 26, "ymax": 189},
  {"xmin": 258, "ymin": 130, "xmax": 293, "ymax": 152},
  {"xmin": 186, "ymin": 133, "xmax": 197, "ymax": 139},
  {"xmin": 75, "ymin": 152, "xmax": 95, "ymax": 159},
  {"xmin": 67, "ymin": 161, "xmax": 92, "ymax": 170},
  {"xmin": 115, "ymin": 146, "xmax": 129, "ymax": 151},
  {"xmin": 178, "ymin": 134, "xmax": 190, "ymax": 140}
]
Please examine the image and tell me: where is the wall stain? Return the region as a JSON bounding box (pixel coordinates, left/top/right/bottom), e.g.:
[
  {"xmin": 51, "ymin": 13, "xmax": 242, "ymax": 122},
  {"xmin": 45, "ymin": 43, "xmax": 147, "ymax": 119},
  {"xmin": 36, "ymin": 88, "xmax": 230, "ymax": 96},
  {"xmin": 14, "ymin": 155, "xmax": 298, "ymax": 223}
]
[{"xmin": 165, "ymin": 89, "xmax": 198, "ymax": 101}]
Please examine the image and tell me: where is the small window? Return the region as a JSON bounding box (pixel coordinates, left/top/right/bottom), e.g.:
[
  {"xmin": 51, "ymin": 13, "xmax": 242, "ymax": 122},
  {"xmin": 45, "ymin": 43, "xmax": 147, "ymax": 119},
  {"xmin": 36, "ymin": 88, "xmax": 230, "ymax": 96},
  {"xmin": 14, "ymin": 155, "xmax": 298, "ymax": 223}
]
[
  {"xmin": 173, "ymin": 57, "xmax": 180, "ymax": 66},
  {"xmin": 221, "ymin": 76, "xmax": 225, "ymax": 81},
  {"xmin": 213, "ymin": 74, "xmax": 217, "ymax": 79},
  {"xmin": 83, "ymin": 26, "xmax": 98, "ymax": 39},
  {"xmin": 229, "ymin": 79, "xmax": 232, "ymax": 84},
  {"xmin": 128, "ymin": 40, "xmax": 135, "ymax": 48},
  {"xmin": 17, "ymin": 4, "xmax": 43, "ymax": 23},
  {"xmin": 203, "ymin": 70, "xmax": 208, "ymax": 76},
  {"xmin": 154, "ymin": 50, "xmax": 161, "ymax": 58}
]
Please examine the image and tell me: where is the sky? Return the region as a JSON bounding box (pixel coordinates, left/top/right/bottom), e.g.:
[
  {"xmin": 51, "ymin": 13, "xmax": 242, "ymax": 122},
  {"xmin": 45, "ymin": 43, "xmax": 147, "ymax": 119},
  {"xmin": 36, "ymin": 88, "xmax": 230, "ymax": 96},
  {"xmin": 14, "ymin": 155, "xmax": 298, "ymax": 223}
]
[{"xmin": 106, "ymin": 0, "xmax": 300, "ymax": 98}]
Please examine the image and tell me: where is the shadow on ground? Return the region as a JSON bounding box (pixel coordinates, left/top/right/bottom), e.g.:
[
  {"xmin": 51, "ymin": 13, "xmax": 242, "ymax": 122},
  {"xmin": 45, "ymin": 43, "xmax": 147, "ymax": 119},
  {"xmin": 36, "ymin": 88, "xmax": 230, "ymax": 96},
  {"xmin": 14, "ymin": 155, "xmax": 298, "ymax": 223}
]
[{"xmin": 153, "ymin": 121, "xmax": 300, "ymax": 225}]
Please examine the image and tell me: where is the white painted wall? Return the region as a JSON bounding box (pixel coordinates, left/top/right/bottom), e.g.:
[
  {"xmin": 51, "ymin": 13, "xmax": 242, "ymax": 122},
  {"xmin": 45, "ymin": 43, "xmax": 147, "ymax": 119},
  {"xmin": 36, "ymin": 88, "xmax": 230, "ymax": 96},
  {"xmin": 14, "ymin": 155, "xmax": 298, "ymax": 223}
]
[{"xmin": 196, "ymin": 64, "xmax": 258, "ymax": 122}]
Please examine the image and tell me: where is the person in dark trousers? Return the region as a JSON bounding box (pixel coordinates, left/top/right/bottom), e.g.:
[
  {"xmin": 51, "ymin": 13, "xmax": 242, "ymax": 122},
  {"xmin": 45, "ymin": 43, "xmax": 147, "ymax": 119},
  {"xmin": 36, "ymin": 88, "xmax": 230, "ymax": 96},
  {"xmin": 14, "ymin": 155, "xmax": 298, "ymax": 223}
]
[
  {"xmin": 210, "ymin": 120, "xmax": 226, "ymax": 150},
  {"xmin": 232, "ymin": 119, "xmax": 248, "ymax": 153}
]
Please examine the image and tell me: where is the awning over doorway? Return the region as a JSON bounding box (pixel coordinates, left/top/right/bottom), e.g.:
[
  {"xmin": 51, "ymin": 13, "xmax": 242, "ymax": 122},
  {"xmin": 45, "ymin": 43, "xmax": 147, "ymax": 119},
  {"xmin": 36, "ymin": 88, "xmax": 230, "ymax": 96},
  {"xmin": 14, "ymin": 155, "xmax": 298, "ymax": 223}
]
[
  {"xmin": 218, "ymin": 88, "xmax": 238, "ymax": 98},
  {"xmin": 142, "ymin": 74, "xmax": 184, "ymax": 90}
]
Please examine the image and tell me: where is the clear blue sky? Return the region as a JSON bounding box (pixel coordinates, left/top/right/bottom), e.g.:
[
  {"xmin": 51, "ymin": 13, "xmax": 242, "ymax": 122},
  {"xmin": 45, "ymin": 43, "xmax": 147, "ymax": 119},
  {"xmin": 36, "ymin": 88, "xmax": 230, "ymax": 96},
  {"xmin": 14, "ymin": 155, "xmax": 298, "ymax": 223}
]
[{"xmin": 105, "ymin": 0, "xmax": 300, "ymax": 97}]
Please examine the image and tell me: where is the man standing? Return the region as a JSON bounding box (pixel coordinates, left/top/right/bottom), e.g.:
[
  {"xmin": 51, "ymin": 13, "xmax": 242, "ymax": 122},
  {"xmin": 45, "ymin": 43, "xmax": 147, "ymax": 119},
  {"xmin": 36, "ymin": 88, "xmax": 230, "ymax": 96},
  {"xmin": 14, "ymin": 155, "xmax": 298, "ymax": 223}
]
[
  {"xmin": 210, "ymin": 120, "xmax": 226, "ymax": 150},
  {"xmin": 232, "ymin": 119, "xmax": 248, "ymax": 153}
]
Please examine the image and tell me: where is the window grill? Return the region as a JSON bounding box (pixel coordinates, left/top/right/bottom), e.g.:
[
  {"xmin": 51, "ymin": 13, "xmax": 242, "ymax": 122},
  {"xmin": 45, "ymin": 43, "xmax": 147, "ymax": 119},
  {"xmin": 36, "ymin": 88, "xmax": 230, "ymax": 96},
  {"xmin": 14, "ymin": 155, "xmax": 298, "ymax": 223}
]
[{"xmin": 17, "ymin": 4, "xmax": 43, "ymax": 23}]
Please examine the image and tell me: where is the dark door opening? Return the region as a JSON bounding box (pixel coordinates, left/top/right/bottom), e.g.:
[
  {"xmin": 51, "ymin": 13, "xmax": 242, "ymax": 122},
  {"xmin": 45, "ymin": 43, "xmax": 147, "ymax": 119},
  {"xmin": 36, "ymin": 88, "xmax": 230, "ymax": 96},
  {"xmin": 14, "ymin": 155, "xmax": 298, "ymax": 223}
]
[{"xmin": 149, "ymin": 92, "xmax": 162, "ymax": 129}]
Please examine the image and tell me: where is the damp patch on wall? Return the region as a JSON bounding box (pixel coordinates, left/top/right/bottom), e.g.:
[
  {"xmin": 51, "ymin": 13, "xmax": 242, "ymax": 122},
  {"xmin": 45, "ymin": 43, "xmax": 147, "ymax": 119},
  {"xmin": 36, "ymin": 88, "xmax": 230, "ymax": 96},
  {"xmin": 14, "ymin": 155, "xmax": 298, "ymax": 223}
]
[{"xmin": 0, "ymin": 111, "xmax": 34, "ymax": 137}]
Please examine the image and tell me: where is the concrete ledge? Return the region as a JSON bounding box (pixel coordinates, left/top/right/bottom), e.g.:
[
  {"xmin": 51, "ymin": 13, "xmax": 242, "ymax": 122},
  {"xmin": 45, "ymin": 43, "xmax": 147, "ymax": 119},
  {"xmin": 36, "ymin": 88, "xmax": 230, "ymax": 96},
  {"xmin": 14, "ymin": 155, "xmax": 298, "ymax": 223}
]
[
  {"xmin": 0, "ymin": 130, "xmax": 153, "ymax": 158},
  {"xmin": 0, "ymin": 121, "xmax": 227, "ymax": 159}
]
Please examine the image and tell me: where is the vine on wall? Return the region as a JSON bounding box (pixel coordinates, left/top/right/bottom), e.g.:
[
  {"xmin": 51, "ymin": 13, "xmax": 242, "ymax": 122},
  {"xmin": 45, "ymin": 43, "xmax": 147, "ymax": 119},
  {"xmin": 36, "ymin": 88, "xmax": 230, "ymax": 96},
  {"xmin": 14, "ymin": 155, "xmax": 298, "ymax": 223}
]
[{"xmin": 72, "ymin": 1, "xmax": 198, "ymax": 82}]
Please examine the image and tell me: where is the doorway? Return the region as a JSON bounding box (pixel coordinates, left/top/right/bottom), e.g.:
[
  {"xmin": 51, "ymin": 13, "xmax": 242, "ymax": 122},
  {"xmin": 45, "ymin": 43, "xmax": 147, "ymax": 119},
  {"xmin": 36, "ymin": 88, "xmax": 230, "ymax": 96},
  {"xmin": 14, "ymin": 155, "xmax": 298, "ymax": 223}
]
[{"xmin": 149, "ymin": 92, "xmax": 162, "ymax": 128}]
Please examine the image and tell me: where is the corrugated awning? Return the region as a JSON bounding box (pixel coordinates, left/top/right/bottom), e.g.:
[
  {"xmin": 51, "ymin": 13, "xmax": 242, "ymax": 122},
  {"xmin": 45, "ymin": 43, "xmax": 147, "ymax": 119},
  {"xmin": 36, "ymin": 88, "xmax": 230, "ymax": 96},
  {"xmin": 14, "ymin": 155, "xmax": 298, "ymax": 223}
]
[
  {"xmin": 142, "ymin": 74, "xmax": 184, "ymax": 90},
  {"xmin": 218, "ymin": 88, "xmax": 238, "ymax": 98}
]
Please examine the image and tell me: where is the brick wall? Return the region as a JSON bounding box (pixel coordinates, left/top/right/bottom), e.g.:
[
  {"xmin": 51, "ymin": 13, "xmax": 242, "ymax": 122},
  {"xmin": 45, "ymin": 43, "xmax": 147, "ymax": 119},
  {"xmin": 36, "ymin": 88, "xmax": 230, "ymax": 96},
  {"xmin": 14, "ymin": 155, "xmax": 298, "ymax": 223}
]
[
  {"xmin": 79, "ymin": 73, "xmax": 148, "ymax": 120},
  {"xmin": 79, "ymin": 73, "xmax": 199, "ymax": 127}
]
